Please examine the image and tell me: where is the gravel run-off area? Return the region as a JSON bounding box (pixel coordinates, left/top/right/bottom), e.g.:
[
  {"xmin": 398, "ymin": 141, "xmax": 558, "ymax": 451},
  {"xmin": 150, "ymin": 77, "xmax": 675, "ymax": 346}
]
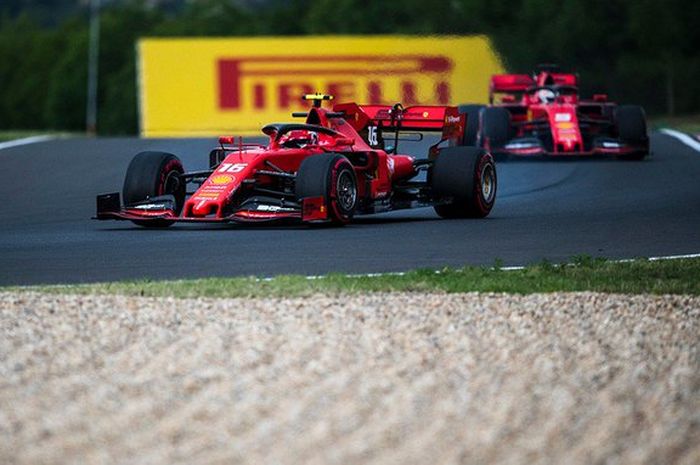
[{"xmin": 0, "ymin": 291, "xmax": 699, "ymax": 465}]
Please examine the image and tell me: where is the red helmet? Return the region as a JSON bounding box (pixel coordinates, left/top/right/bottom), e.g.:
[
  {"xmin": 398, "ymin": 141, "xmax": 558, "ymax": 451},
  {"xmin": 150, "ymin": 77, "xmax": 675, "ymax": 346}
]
[{"xmin": 279, "ymin": 130, "xmax": 319, "ymax": 148}]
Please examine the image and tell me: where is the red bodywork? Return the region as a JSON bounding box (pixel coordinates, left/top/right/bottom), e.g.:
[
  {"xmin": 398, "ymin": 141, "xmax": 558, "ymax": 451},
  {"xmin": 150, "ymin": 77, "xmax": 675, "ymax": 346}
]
[
  {"xmin": 96, "ymin": 98, "xmax": 465, "ymax": 225},
  {"xmin": 484, "ymin": 68, "xmax": 648, "ymax": 157}
]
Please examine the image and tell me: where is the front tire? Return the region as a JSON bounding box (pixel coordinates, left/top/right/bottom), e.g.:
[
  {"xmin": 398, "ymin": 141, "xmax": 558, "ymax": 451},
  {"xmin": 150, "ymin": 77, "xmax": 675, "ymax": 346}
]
[
  {"xmin": 431, "ymin": 146, "xmax": 497, "ymax": 218},
  {"xmin": 122, "ymin": 151, "xmax": 185, "ymax": 227},
  {"xmin": 615, "ymin": 105, "xmax": 648, "ymax": 160},
  {"xmin": 296, "ymin": 154, "xmax": 358, "ymax": 225}
]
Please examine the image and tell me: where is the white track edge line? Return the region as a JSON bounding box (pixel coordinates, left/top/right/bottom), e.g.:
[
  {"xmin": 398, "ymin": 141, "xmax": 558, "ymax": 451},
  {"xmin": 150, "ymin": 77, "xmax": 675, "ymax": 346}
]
[
  {"xmin": 292, "ymin": 252, "xmax": 700, "ymax": 281},
  {"xmin": 660, "ymin": 128, "xmax": 700, "ymax": 152},
  {"xmin": 0, "ymin": 135, "xmax": 55, "ymax": 151},
  {"xmin": 11, "ymin": 253, "xmax": 700, "ymax": 288}
]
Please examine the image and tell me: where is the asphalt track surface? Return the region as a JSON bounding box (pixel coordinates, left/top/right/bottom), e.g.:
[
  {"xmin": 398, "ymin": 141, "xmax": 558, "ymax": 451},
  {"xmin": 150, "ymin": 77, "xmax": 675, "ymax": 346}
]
[{"xmin": 1, "ymin": 132, "xmax": 699, "ymax": 285}]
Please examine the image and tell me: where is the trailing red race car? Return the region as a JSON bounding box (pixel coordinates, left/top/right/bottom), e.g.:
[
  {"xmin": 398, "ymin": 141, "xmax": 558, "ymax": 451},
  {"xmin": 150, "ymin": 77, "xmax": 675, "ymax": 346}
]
[
  {"xmin": 94, "ymin": 94, "xmax": 496, "ymax": 227},
  {"xmin": 459, "ymin": 65, "xmax": 649, "ymax": 159}
]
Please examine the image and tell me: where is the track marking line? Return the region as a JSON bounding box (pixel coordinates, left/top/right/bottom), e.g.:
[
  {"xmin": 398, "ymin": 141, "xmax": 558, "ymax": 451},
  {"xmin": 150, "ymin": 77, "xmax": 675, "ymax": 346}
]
[
  {"xmin": 294, "ymin": 252, "xmax": 700, "ymax": 281},
  {"xmin": 0, "ymin": 135, "xmax": 55, "ymax": 151},
  {"xmin": 660, "ymin": 128, "xmax": 700, "ymax": 152},
  {"xmin": 13, "ymin": 253, "xmax": 700, "ymax": 287},
  {"xmin": 648, "ymin": 252, "xmax": 700, "ymax": 260}
]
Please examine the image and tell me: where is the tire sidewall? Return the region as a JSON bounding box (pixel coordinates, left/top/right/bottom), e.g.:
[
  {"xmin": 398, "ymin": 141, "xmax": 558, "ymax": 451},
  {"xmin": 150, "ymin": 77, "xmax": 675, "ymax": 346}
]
[
  {"xmin": 472, "ymin": 152, "xmax": 497, "ymax": 215},
  {"xmin": 296, "ymin": 154, "xmax": 357, "ymax": 225},
  {"xmin": 327, "ymin": 157, "xmax": 357, "ymax": 223},
  {"xmin": 158, "ymin": 158, "xmax": 185, "ymax": 205},
  {"xmin": 123, "ymin": 151, "xmax": 185, "ymax": 214},
  {"xmin": 615, "ymin": 105, "xmax": 647, "ymax": 143},
  {"xmin": 432, "ymin": 146, "xmax": 497, "ymax": 218}
]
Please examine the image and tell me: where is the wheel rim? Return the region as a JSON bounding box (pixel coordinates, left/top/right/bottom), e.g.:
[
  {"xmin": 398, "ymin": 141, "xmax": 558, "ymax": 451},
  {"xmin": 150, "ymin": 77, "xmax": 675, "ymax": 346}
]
[
  {"xmin": 336, "ymin": 170, "xmax": 357, "ymax": 212},
  {"xmin": 163, "ymin": 170, "xmax": 181, "ymax": 195},
  {"xmin": 480, "ymin": 163, "xmax": 495, "ymax": 203},
  {"xmin": 162, "ymin": 169, "xmax": 183, "ymax": 212}
]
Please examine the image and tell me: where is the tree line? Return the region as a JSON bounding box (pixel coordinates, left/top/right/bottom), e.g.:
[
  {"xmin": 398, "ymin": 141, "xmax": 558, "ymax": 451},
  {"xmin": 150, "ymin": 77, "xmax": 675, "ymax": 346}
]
[{"xmin": 0, "ymin": 0, "xmax": 697, "ymax": 134}]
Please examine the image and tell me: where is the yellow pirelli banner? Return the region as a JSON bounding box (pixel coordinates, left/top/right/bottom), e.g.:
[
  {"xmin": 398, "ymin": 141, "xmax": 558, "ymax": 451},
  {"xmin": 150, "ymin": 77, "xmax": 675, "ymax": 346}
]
[{"xmin": 138, "ymin": 36, "xmax": 504, "ymax": 137}]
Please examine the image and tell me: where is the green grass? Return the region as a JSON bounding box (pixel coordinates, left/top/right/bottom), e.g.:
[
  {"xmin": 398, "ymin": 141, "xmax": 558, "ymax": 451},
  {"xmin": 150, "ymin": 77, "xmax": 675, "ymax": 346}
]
[
  {"xmin": 651, "ymin": 114, "xmax": 700, "ymax": 134},
  {"xmin": 6, "ymin": 257, "xmax": 700, "ymax": 298},
  {"xmin": 0, "ymin": 130, "xmax": 76, "ymax": 143}
]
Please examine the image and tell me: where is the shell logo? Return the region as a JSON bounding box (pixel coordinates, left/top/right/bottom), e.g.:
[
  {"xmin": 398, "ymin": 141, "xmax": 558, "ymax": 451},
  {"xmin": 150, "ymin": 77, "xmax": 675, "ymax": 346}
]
[{"xmin": 211, "ymin": 175, "xmax": 233, "ymax": 185}]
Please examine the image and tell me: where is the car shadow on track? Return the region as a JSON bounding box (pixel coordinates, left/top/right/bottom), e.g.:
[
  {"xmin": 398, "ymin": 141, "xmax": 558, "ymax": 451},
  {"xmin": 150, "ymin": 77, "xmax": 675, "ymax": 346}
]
[{"xmin": 94, "ymin": 214, "xmax": 458, "ymax": 232}]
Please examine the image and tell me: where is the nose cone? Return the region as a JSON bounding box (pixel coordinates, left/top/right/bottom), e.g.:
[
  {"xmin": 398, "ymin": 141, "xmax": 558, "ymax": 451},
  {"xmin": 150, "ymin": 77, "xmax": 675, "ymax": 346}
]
[
  {"xmin": 192, "ymin": 200, "xmax": 216, "ymax": 217},
  {"xmin": 563, "ymin": 138, "xmax": 576, "ymax": 151}
]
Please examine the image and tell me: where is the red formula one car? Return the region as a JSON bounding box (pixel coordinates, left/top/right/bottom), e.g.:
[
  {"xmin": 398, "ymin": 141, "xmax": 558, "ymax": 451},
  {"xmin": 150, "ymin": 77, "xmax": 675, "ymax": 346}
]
[
  {"xmin": 95, "ymin": 94, "xmax": 496, "ymax": 227},
  {"xmin": 459, "ymin": 65, "xmax": 649, "ymax": 159}
]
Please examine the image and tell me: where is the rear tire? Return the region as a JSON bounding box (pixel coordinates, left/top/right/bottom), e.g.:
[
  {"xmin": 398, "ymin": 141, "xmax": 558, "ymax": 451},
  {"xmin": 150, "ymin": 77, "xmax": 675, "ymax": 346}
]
[
  {"xmin": 479, "ymin": 107, "xmax": 511, "ymax": 152},
  {"xmin": 432, "ymin": 146, "xmax": 497, "ymax": 218},
  {"xmin": 296, "ymin": 154, "xmax": 357, "ymax": 225},
  {"xmin": 457, "ymin": 104, "xmax": 485, "ymax": 146},
  {"xmin": 615, "ymin": 105, "xmax": 648, "ymax": 160},
  {"xmin": 122, "ymin": 151, "xmax": 185, "ymax": 227}
]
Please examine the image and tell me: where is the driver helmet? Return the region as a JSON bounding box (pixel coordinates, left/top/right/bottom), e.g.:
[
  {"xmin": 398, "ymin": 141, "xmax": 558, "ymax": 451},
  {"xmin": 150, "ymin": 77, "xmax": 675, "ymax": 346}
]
[
  {"xmin": 280, "ymin": 129, "xmax": 319, "ymax": 148},
  {"xmin": 537, "ymin": 88, "xmax": 557, "ymax": 104}
]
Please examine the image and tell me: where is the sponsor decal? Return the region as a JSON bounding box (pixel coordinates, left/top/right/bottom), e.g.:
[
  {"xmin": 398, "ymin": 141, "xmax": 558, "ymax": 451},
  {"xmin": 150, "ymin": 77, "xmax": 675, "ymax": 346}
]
[
  {"xmin": 211, "ymin": 175, "xmax": 233, "ymax": 185},
  {"xmin": 217, "ymin": 162, "xmax": 247, "ymax": 173},
  {"xmin": 194, "ymin": 192, "xmax": 220, "ymax": 199},
  {"xmin": 217, "ymin": 55, "xmax": 453, "ymax": 111},
  {"xmin": 602, "ymin": 141, "xmax": 623, "ymax": 148},
  {"xmin": 138, "ymin": 36, "xmax": 504, "ymax": 136},
  {"xmin": 254, "ymin": 204, "xmax": 297, "ymax": 212},
  {"xmin": 556, "ymin": 122, "xmax": 575, "ymax": 130},
  {"xmin": 131, "ymin": 203, "xmax": 170, "ymax": 211},
  {"xmin": 555, "ymin": 113, "xmax": 572, "ymax": 122}
]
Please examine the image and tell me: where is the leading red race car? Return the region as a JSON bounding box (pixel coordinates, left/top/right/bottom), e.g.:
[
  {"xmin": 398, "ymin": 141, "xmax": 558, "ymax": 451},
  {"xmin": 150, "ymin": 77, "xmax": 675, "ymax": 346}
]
[
  {"xmin": 94, "ymin": 94, "xmax": 496, "ymax": 227},
  {"xmin": 459, "ymin": 64, "xmax": 649, "ymax": 159}
]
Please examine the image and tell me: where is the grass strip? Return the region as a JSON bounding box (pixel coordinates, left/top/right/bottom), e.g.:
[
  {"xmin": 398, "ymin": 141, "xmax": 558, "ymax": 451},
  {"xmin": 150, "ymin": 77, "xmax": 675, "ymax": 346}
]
[
  {"xmin": 0, "ymin": 131, "xmax": 76, "ymax": 143},
  {"xmin": 6, "ymin": 256, "xmax": 700, "ymax": 298},
  {"xmin": 651, "ymin": 114, "xmax": 700, "ymax": 134}
]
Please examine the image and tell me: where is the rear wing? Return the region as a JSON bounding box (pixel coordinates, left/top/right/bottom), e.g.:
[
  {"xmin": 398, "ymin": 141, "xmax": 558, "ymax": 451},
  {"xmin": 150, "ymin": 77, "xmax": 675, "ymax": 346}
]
[
  {"xmin": 489, "ymin": 73, "xmax": 579, "ymax": 103},
  {"xmin": 333, "ymin": 102, "xmax": 464, "ymax": 143},
  {"xmin": 489, "ymin": 74, "xmax": 534, "ymax": 103}
]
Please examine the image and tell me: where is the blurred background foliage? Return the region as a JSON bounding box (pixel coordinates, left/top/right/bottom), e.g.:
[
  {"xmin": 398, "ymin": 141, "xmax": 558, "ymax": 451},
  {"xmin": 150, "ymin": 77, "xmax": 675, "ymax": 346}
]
[{"xmin": 0, "ymin": 0, "xmax": 698, "ymax": 134}]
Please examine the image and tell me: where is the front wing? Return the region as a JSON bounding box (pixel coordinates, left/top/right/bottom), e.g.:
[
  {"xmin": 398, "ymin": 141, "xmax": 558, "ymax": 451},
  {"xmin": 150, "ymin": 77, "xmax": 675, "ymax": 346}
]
[
  {"xmin": 93, "ymin": 193, "xmax": 331, "ymax": 224},
  {"xmin": 498, "ymin": 137, "xmax": 648, "ymax": 157}
]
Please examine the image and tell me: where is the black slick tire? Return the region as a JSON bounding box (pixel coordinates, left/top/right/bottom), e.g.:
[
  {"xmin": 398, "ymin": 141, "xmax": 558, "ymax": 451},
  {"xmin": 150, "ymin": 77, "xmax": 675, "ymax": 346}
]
[
  {"xmin": 122, "ymin": 151, "xmax": 185, "ymax": 227},
  {"xmin": 479, "ymin": 107, "xmax": 511, "ymax": 152},
  {"xmin": 457, "ymin": 104, "xmax": 485, "ymax": 146},
  {"xmin": 296, "ymin": 154, "xmax": 358, "ymax": 225},
  {"xmin": 614, "ymin": 105, "xmax": 648, "ymax": 160},
  {"xmin": 431, "ymin": 146, "xmax": 497, "ymax": 218}
]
